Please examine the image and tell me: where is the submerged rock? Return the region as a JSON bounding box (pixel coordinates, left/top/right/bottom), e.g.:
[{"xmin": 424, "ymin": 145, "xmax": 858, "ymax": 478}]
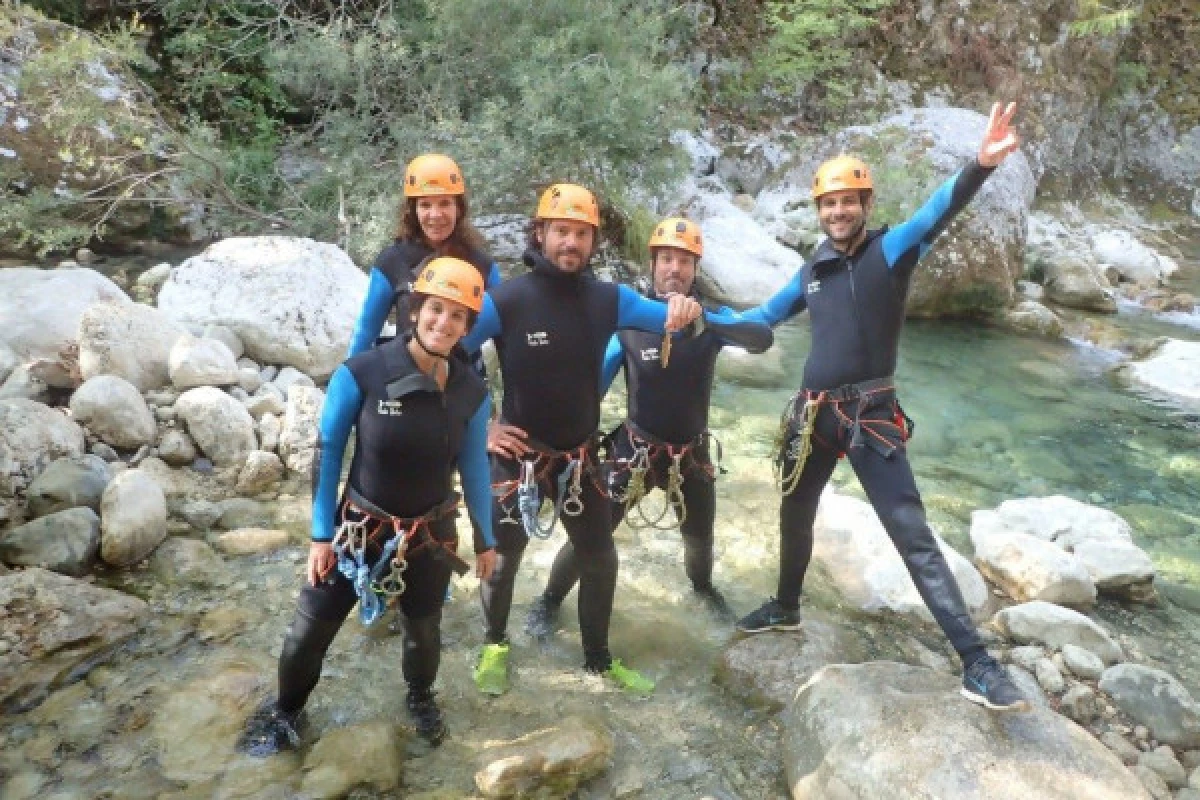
[
  {"xmin": 26, "ymin": 454, "xmax": 111, "ymax": 518},
  {"xmin": 0, "ymin": 507, "xmax": 100, "ymax": 575},
  {"xmin": 212, "ymin": 527, "xmax": 291, "ymax": 555},
  {"xmin": 783, "ymin": 661, "xmax": 1151, "ymax": 799},
  {"xmin": 0, "ymin": 568, "xmax": 147, "ymax": 712},
  {"xmin": 1099, "ymin": 664, "xmax": 1200, "ymax": 749},
  {"xmin": 474, "ymin": 715, "xmax": 613, "ymax": 798},
  {"xmin": 301, "ymin": 721, "xmax": 405, "ymax": 799}
]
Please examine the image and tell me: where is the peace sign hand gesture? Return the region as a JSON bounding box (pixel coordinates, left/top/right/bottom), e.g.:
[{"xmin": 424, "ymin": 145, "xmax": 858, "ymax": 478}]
[{"xmin": 978, "ymin": 102, "xmax": 1020, "ymax": 168}]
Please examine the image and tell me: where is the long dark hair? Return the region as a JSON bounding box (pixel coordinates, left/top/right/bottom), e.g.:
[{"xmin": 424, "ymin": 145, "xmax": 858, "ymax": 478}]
[{"xmin": 396, "ymin": 196, "xmax": 488, "ymax": 259}]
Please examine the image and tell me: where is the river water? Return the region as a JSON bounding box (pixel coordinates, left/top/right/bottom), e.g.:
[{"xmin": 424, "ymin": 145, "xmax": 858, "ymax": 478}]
[{"xmin": 2, "ymin": 241, "xmax": 1199, "ymax": 799}]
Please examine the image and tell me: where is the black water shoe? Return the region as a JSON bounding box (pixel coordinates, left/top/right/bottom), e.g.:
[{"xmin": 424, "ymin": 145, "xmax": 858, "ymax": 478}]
[
  {"xmin": 735, "ymin": 597, "xmax": 802, "ymax": 633},
  {"xmin": 961, "ymin": 656, "xmax": 1032, "ymax": 712},
  {"xmin": 236, "ymin": 700, "xmax": 305, "ymax": 757}
]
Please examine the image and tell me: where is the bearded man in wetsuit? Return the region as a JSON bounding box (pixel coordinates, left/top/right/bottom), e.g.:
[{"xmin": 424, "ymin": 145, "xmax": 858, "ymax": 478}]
[{"xmin": 736, "ymin": 102, "xmax": 1031, "ymax": 713}]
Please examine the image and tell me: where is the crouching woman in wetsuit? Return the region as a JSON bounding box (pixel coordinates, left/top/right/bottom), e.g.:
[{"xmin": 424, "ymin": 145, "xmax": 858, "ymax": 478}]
[{"xmin": 238, "ymin": 257, "xmax": 498, "ymax": 752}]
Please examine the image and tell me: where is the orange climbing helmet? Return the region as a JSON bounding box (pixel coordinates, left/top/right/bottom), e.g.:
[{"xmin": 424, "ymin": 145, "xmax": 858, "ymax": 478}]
[
  {"xmin": 404, "ymin": 154, "xmax": 466, "ymax": 197},
  {"xmin": 811, "ymin": 155, "xmax": 873, "ymax": 200},
  {"xmin": 649, "ymin": 217, "xmax": 703, "ymax": 258},
  {"xmin": 535, "ymin": 183, "xmax": 600, "ymax": 227},
  {"xmin": 412, "ymin": 257, "xmax": 484, "ymax": 313}
]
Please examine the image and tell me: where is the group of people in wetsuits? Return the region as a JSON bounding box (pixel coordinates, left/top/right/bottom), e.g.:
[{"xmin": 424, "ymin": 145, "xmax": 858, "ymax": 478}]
[{"xmin": 238, "ymin": 100, "xmax": 1029, "ymax": 755}]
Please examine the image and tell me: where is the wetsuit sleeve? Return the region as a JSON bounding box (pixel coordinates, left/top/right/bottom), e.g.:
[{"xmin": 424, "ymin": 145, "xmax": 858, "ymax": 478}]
[
  {"xmin": 460, "ymin": 293, "xmax": 501, "ymax": 355},
  {"xmin": 311, "ymin": 366, "xmax": 362, "ymax": 542},
  {"xmin": 599, "ymin": 334, "xmax": 624, "ymax": 394},
  {"xmin": 706, "ymin": 306, "xmax": 775, "ymax": 354},
  {"xmin": 346, "ymin": 268, "xmax": 396, "ymax": 357},
  {"xmin": 485, "ymin": 262, "xmax": 502, "ymax": 288},
  {"xmin": 882, "ymin": 159, "xmax": 996, "ymax": 276},
  {"xmin": 458, "ymin": 394, "xmax": 497, "ymax": 552},
  {"xmin": 739, "ymin": 269, "xmax": 807, "ymax": 327},
  {"xmin": 616, "ymin": 285, "xmax": 768, "ymax": 335}
]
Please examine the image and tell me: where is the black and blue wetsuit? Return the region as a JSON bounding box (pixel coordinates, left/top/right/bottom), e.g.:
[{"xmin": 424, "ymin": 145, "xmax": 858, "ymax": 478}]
[
  {"xmin": 460, "ymin": 248, "xmax": 751, "ymax": 669},
  {"xmin": 746, "ymin": 159, "xmax": 995, "ymax": 665},
  {"xmin": 348, "ymin": 239, "xmax": 502, "ymax": 357},
  {"xmin": 275, "ymin": 336, "xmax": 495, "ymax": 714},
  {"xmin": 540, "ymin": 294, "xmax": 773, "ymax": 608}
]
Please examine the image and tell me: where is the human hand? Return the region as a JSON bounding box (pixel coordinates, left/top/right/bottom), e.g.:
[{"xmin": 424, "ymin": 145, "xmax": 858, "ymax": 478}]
[
  {"xmin": 475, "ymin": 548, "xmax": 497, "ymax": 581},
  {"xmin": 978, "ymin": 102, "xmax": 1020, "ymax": 168},
  {"xmin": 488, "ymin": 421, "xmax": 530, "ymax": 459},
  {"xmin": 664, "ymin": 293, "xmax": 702, "ymax": 332},
  {"xmin": 307, "ymin": 541, "xmax": 337, "ymax": 586}
]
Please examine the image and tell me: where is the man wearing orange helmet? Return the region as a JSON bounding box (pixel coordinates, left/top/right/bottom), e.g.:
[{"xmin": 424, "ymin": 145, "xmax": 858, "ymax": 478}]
[
  {"xmin": 460, "ymin": 183, "xmax": 752, "ymax": 695},
  {"xmin": 736, "ymin": 103, "xmax": 1030, "ymax": 713},
  {"xmin": 524, "ymin": 217, "xmax": 774, "ymax": 635},
  {"xmin": 239, "ymin": 257, "xmax": 498, "ymax": 751},
  {"xmin": 347, "ymin": 154, "xmax": 501, "ymax": 356}
]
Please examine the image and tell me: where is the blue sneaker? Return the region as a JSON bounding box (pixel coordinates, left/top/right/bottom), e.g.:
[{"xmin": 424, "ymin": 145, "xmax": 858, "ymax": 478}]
[
  {"xmin": 736, "ymin": 597, "xmax": 802, "ymax": 633},
  {"xmin": 962, "ymin": 656, "xmax": 1031, "ymax": 712}
]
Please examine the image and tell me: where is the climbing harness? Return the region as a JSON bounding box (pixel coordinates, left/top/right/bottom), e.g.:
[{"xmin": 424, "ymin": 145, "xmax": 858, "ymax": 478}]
[
  {"xmin": 331, "ymin": 489, "xmax": 465, "ymax": 626},
  {"xmin": 774, "ymin": 391, "xmax": 822, "ymax": 496},
  {"xmin": 495, "ymin": 438, "xmax": 599, "ymax": 540},
  {"xmin": 610, "ymin": 423, "xmax": 718, "ymax": 531}
]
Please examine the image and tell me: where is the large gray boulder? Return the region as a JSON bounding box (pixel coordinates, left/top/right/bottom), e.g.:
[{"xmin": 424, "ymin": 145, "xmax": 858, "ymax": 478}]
[
  {"xmin": 77, "ymin": 299, "xmax": 187, "ymax": 391},
  {"xmin": 157, "ymin": 237, "xmax": 368, "ymax": 381},
  {"xmin": 167, "ymin": 334, "xmax": 240, "ymax": 390},
  {"xmin": 26, "ymin": 454, "xmax": 111, "ymax": 518},
  {"xmin": 0, "ymin": 506, "xmax": 100, "ymax": 575},
  {"xmin": 783, "ymin": 662, "xmax": 1151, "ymax": 800},
  {"xmin": 0, "ymin": 567, "xmax": 148, "ymax": 712},
  {"xmin": 970, "ymin": 527, "xmax": 1098, "ymax": 607},
  {"xmin": 1099, "ymin": 664, "xmax": 1200, "ymax": 750},
  {"xmin": 68, "ymin": 374, "xmax": 157, "ymax": 450},
  {"xmin": 0, "ymin": 268, "xmax": 128, "ymax": 388},
  {"xmin": 99, "ymin": 468, "xmax": 168, "ymax": 567},
  {"xmin": 992, "ymin": 601, "xmax": 1123, "ymax": 665},
  {"xmin": 174, "ymin": 387, "xmax": 258, "ymax": 467},
  {"xmin": 1127, "ymin": 339, "xmax": 1200, "ymax": 410},
  {"xmin": 0, "ymin": 399, "xmax": 86, "ymax": 525}
]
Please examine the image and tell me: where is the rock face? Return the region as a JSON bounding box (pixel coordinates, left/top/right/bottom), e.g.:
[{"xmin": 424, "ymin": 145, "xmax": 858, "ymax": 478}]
[
  {"xmin": 992, "ymin": 602, "xmax": 1123, "ymax": 665},
  {"xmin": 78, "ymin": 300, "xmax": 187, "ymax": 391},
  {"xmin": 0, "ymin": 568, "xmax": 148, "ymax": 712},
  {"xmin": 812, "ymin": 491, "xmax": 989, "ymax": 621},
  {"xmin": 167, "ymin": 334, "xmax": 240, "ymax": 390},
  {"xmin": 157, "ymin": 237, "xmax": 368, "ymax": 380},
  {"xmin": 301, "ymin": 721, "xmax": 405, "ymax": 799},
  {"xmin": 0, "ymin": 507, "xmax": 101, "ymax": 575},
  {"xmin": 174, "ymin": 387, "xmax": 258, "ymax": 467},
  {"xmin": 0, "ymin": 268, "xmax": 128, "ymax": 388},
  {"xmin": 99, "ymin": 469, "xmax": 168, "ymax": 567},
  {"xmin": 68, "ymin": 375, "xmax": 158, "ymax": 450},
  {"xmin": 1128, "ymin": 339, "xmax": 1200, "ymax": 409},
  {"xmin": 278, "ymin": 386, "xmax": 324, "ymax": 475},
  {"xmin": 1099, "ymin": 664, "xmax": 1200, "ymax": 749},
  {"xmin": 474, "ymin": 716, "xmax": 614, "ymax": 799},
  {"xmin": 0, "ymin": 399, "xmax": 86, "ymax": 524},
  {"xmin": 26, "ymin": 454, "xmax": 111, "ymax": 518},
  {"xmin": 783, "ymin": 662, "xmax": 1152, "ymax": 800}
]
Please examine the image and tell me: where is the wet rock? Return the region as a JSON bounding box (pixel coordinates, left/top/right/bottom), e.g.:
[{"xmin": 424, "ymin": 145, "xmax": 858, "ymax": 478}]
[
  {"xmin": 157, "ymin": 430, "xmax": 198, "ymax": 468},
  {"xmin": 212, "ymin": 527, "xmax": 291, "ymax": 556},
  {"xmin": 1002, "ymin": 300, "xmax": 1064, "ymax": 338},
  {"xmin": 1140, "ymin": 746, "xmax": 1188, "ymax": 789},
  {"xmin": 235, "ymin": 451, "xmax": 284, "ymax": 496},
  {"xmin": 1101, "ymin": 731, "xmax": 1141, "ymax": 765},
  {"xmin": 200, "ymin": 324, "xmax": 244, "ymax": 361},
  {"xmin": 1062, "ymin": 643, "xmax": 1106, "ymax": 680},
  {"xmin": 715, "ymin": 612, "xmax": 868, "ymax": 710},
  {"xmin": 970, "ymin": 527, "xmax": 1097, "ymax": 606},
  {"xmin": 0, "ymin": 399, "xmax": 86, "ymax": 524},
  {"xmin": 150, "ymin": 538, "xmax": 224, "ymax": 587},
  {"xmin": 1060, "ymin": 684, "xmax": 1097, "ymax": 724},
  {"xmin": 1090, "ymin": 230, "xmax": 1179, "ymax": 287},
  {"xmin": 301, "ymin": 721, "xmax": 405, "ymax": 799},
  {"xmin": 158, "ymin": 237, "xmax": 367, "ymax": 381},
  {"xmin": 176, "ymin": 500, "xmax": 223, "ymax": 532},
  {"xmin": 0, "ymin": 268, "xmax": 128, "ymax": 388},
  {"xmin": 279, "ymin": 386, "xmax": 324, "ymax": 475},
  {"xmin": 258, "ymin": 413, "xmax": 281, "ymax": 453},
  {"xmin": 217, "ymin": 499, "xmax": 275, "ymax": 530},
  {"xmin": 78, "ymin": 299, "xmax": 187, "ymax": 391},
  {"xmin": 1036, "ymin": 658, "xmax": 1065, "ymax": 694},
  {"xmin": 26, "ymin": 454, "xmax": 111, "ymax": 518},
  {"xmin": 0, "ymin": 568, "xmax": 147, "ymax": 712},
  {"xmin": 1099, "ymin": 665, "xmax": 1200, "ymax": 749},
  {"xmin": 1044, "ymin": 256, "xmax": 1117, "ymax": 313},
  {"xmin": 167, "ymin": 334, "xmax": 239, "ymax": 390},
  {"xmin": 151, "ymin": 654, "xmax": 274, "ymax": 783},
  {"xmin": 91, "ymin": 442, "xmax": 119, "ymax": 462},
  {"xmin": 174, "ymin": 387, "xmax": 257, "ymax": 467},
  {"xmin": 1132, "ymin": 765, "xmax": 1171, "ymax": 800},
  {"xmin": 69, "ymin": 375, "xmax": 157, "ymax": 450},
  {"xmin": 783, "ymin": 661, "xmax": 1150, "ymax": 800},
  {"xmin": 993, "ymin": 602, "xmax": 1123, "ymax": 665},
  {"xmin": 474, "ymin": 715, "xmax": 613, "ymax": 799},
  {"xmin": 99, "ymin": 469, "xmax": 168, "ymax": 567},
  {"xmin": 813, "ymin": 491, "xmax": 988, "ymax": 621},
  {"xmin": 0, "ymin": 507, "xmax": 100, "ymax": 575},
  {"xmin": 1128, "ymin": 339, "xmax": 1200, "ymax": 409}
]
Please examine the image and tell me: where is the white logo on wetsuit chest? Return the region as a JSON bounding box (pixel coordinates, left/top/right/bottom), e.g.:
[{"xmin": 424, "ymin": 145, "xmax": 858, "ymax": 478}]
[
  {"xmin": 526, "ymin": 331, "xmax": 550, "ymax": 347},
  {"xmin": 377, "ymin": 399, "xmax": 404, "ymax": 416},
  {"xmin": 807, "ymin": 279, "xmax": 821, "ymax": 294},
  {"xmin": 640, "ymin": 347, "xmax": 659, "ymax": 361}
]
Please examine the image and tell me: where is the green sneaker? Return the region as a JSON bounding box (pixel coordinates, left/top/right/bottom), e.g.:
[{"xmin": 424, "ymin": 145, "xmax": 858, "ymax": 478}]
[
  {"xmin": 603, "ymin": 659, "xmax": 655, "ymax": 695},
  {"xmin": 474, "ymin": 643, "xmax": 510, "ymax": 696}
]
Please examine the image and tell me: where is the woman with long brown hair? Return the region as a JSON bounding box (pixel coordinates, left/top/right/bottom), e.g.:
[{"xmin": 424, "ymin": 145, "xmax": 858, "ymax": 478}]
[{"xmin": 347, "ymin": 154, "xmax": 501, "ymax": 356}]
